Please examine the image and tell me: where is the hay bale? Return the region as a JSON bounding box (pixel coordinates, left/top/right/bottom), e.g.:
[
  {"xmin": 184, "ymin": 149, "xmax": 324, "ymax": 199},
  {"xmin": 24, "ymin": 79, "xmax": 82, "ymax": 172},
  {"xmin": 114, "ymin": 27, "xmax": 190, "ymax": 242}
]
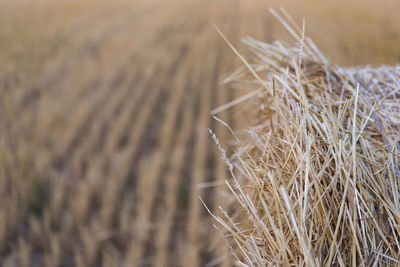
[{"xmin": 211, "ymin": 9, "xmax": 400, "ymax": 266}]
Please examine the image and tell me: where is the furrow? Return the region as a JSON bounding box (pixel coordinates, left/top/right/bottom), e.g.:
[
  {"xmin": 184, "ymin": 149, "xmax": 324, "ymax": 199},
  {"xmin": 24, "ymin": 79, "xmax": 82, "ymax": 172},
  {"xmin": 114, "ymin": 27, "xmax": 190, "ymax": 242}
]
[
  {"xmin": 128, "ymin": 45, "xmax": 200, "ymax": 266},
  {"xmin": 183, "ymin": 52, "xmax": 219, "ymax": 267},
  {"xmin": 152, "ymin": 64, "xmax": 200, "ymax": 267}
]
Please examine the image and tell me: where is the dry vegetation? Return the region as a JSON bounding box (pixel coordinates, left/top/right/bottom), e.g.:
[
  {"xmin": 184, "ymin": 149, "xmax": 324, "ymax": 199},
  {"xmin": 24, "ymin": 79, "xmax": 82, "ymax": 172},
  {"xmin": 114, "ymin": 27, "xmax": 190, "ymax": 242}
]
[
  {"xmin": 1, "ymin": 0, "xmax": 400, "ymax": 266},
  {"xmin": 213, "ymin": 9, "xmax": 400, "ymax": 266}
]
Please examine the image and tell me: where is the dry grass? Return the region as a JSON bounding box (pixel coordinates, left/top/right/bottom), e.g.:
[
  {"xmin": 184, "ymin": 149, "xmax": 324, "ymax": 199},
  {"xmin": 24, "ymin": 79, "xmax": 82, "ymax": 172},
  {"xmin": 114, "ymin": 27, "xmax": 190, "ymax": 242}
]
[
  {"xmin": 1, "ymin": 0, "xmax": 400, "ymax": 266},
  {"xmin": 212, "ymin": 9, "xmax": 400, "ymax": 266}
]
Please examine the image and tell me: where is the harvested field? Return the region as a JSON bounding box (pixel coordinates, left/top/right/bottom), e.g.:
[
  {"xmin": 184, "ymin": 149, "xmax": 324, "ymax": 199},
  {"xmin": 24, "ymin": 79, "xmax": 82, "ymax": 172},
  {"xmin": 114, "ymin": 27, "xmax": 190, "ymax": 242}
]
[{"xmin": 1, "ymin": 0, "xmax": 400, "ymax": 266}]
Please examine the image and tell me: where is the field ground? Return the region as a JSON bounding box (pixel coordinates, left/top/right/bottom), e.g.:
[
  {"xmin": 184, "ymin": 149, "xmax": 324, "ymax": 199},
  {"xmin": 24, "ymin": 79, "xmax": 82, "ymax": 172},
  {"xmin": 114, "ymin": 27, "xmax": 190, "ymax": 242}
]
[{"xmin": 1, "ymin": 0, "xmax": 400, "ymax": 266}]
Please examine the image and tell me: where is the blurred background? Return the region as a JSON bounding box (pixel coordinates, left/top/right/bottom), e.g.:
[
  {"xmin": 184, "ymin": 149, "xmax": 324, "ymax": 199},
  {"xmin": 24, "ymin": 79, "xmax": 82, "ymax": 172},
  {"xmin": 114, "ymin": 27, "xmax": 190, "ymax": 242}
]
[{"xmin": 1, "ymin": 0, "xmax": 400, "ymax": 266}]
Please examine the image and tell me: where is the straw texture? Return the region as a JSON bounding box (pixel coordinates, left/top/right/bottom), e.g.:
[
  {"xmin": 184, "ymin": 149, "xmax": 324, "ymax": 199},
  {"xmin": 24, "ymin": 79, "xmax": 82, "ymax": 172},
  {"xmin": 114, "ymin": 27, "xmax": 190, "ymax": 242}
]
[{"xmin": 212, "ymin": 9, "xmax": 400, "ymax": 266}]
